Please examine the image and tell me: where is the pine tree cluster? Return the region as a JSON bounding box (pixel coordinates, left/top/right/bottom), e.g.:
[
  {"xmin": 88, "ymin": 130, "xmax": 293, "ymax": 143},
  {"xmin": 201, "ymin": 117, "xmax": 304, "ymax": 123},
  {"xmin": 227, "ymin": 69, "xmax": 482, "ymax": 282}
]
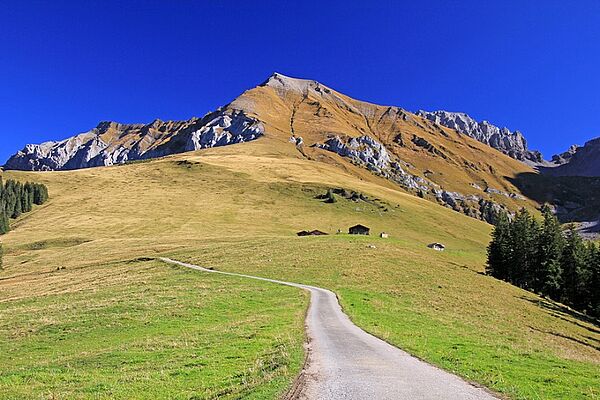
[
  {"xmin": 487, "ymin": 205, "xmax": 600, "ymax": 318},
  {"xmin": 0, "ymin": 178, "xmax": 49, "ymax": 235}
]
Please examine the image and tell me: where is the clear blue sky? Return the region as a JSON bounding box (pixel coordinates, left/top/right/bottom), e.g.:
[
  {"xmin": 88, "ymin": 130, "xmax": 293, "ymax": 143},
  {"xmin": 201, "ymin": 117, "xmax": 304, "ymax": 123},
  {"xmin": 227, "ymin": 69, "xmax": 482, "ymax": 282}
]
[{"xmin": 1, "ymin": 0, "xmax": 600, "ymax": 163}]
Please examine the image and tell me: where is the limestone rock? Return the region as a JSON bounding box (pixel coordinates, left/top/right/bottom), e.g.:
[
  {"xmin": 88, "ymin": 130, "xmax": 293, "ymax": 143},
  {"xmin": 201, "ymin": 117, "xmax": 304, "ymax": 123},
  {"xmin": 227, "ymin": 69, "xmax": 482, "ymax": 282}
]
[
  {"xmin": 416, "ymin": 110, "xmax": 543, "ymax": 163},
  {"xmin": 314, "ymin": 134, "xmax": 509, "ymax": 224},
  {"xmin": 4, "ymin": 110, "xmax": 263, "ymax": 171}
]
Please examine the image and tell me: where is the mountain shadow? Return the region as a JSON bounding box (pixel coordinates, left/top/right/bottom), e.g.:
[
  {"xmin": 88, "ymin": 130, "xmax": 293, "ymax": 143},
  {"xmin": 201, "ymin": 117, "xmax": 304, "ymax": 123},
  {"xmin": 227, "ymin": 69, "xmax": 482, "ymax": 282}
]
[{"xmin": 506, "ymin": 172, "xmax": 600, "ymax": 224}]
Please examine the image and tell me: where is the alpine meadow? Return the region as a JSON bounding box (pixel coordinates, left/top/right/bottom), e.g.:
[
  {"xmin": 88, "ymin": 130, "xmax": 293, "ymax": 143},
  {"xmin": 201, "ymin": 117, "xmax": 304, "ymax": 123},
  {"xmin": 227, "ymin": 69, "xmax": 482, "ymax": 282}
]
[{"xmin": 1, "ymin": 2, "xmax": 600, "ymax": 399}]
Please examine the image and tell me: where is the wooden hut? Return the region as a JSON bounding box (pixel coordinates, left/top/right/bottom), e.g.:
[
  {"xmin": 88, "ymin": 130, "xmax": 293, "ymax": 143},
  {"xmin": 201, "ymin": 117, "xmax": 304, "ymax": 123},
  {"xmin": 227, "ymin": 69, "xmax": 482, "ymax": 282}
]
[{"xmin": 349, "ymin": 224, "xmax": 370, "ymax": 235}]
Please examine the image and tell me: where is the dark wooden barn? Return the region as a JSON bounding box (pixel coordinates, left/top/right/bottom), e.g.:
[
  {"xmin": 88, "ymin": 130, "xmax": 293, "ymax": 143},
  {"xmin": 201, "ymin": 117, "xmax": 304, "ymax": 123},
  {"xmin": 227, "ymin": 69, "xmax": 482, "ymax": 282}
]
[{"xmin": 348, "ymin": 224, "xmax": 370, "ymax": 235}]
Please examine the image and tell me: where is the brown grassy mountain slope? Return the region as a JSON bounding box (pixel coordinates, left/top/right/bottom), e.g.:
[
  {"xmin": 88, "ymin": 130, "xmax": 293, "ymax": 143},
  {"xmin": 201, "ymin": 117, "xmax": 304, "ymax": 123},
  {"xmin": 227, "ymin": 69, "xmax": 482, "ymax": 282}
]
[{"xmin": 225, "ymin": 73, "xmax": 538, "ymax": 219}]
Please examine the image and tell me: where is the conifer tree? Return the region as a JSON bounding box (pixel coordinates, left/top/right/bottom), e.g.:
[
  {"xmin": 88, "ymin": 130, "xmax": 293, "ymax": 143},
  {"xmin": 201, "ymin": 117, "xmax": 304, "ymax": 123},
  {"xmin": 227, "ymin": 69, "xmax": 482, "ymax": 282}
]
[
  {"xmin": 0, "ymin": 179, "xmax": 48, "ymax": 236},
  {"xmin": 587, "ymin": 243, "xmax": 600, "ymax": 317},
  {"xmin": 0, "ymin": 177, "xmax": 4, "ymax": 211},
  {"xmin": 0, "ymin": 212, "xmax": 9, "ymax": 235},
  {"xmin": 486, "ymin": 206, "xmax": 597, "ymax": 317},
  {"xmin": 0, "ymin": 241, "xmax": 3, "ymax": 270},
  {"xmin": 535, "ymin": 204, "xmax": 565, "ymax": 297},
  {"xmin": 508, "ymin": 208, "xmax": 539, "ymax": 289},
  {"xmin": 8, "ymin": 181, "xmax": 23, "ymax": 219},
  {"xmin": 486, "ymin": 211, "xmax": 511, "ymax": 280},
  {"xmin": 33, "ymin": 183, "xmax": 48, "ymax": 205},
  {"xmin": 560, "ymin": 225, "xmax": 591, "ymax": 309},
  {"xmin": 22, "ymin": 182, "xmax": 33, "ymax": 213},
  {"xmin": 4, "ymin": 180, "xmax": 17, "ymax": 218}
]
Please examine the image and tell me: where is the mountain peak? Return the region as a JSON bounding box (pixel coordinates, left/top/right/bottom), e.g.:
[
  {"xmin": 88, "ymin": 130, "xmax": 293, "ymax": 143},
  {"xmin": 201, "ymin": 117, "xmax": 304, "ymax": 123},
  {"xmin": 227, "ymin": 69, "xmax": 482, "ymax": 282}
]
[{"xmin": 262, "ymin": 72, "xmax": 323, "ymax": 94}]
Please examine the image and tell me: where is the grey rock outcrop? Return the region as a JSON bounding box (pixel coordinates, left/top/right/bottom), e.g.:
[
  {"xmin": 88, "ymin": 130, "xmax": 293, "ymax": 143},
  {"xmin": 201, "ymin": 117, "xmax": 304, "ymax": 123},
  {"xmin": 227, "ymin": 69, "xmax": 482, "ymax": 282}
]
[
  {"xmin": 315, "ymin": 134, "xmax": 515, "ymax": 223},
  {"xmin": 544, "ymin": 137, "xmax": 600, "ymax": 177},
  {"xmin": 484, "ymin": 187, "xmax": 526, "ymax": 200},
  {"xmin": 4, "ymin": 110, "xmax": 263, "ymax": 171},
  {"xmin": 315, "ymin": 136, "xmax": 393, "ymax": 174},
  {"xmin": 551, "ymin": 144, "xmax": 580, "ymax": 165},
  {"xmin": 416, "ymin": 110, "xmax": 543, "ymax": 163},
  {"xmin": 314, "ymin": 135, "xmax": 428, "ymax": 191}
]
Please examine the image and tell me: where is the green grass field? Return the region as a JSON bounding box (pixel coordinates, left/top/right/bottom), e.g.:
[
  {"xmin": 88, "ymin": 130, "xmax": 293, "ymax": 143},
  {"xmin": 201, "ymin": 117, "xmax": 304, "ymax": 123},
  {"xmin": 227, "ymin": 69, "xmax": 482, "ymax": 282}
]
[
  {"xmin": 0, "ymin": 144, "xmax": 598, "ymax": 399},
  {"xmin": 171, "ymin": 235, "xmax": 599, "ymax": 400},
  {"xmin": 0, "ymin": 259, "xmax": 306, "ymax": 399}
]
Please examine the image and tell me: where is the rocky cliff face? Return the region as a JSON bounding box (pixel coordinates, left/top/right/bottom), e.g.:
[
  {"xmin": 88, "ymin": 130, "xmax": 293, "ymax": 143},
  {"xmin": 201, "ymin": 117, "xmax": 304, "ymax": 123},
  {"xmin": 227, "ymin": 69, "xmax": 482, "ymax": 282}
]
[
  {"xmin": 315, "ymin": 135, "xmax": 428, "ymax": 191},
  {"xmin": 544, "ymin": 138, "xmax": 600, "ymax": 177},
  {"xmin": 4, "ymin": 109, "xmax": 263, "ymax": 171},
  {"xmin": 551, "ymin": 144, "xmax": 580, "ymax": 165},
  {"xmin": 416, "ymin": 110, "xmax": 543, "ymax": 164},
  {"xmin": 314, "ymin": 134, "xmax": 515, "ymax": 223}
]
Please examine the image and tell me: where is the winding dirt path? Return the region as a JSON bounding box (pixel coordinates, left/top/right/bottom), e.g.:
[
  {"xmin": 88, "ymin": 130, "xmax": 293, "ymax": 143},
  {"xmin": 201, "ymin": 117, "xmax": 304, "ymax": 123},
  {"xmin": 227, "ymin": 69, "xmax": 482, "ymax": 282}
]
[{"xmin": 160, "ymin": 258, "xmax": 498, "ymax": 400}]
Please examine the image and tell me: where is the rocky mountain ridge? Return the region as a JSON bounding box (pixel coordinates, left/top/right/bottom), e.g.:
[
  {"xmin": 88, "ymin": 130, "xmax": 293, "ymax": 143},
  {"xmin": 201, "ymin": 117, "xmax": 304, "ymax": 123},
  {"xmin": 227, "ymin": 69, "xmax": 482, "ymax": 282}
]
[
  {"xmin": 4, "ymin": 109, "xmax": 263, "ymax": 171},
  {"xmin": 416, "ymin": 110, "xmax": 544, "ymax": 164},
  {"xmin": 314, "ymin": 134, "xmax": 512, "ymax": 222},
  {"xmin": 551, "ymin": 144, "xmax": 580, "ymax": 166},
  {"xmin": 543, "ymin": 137, "xmax": 600, "ymax": 177},
  {"xmin": 416, "ymin": 110, "xmax": 600, "ymax": 179}
]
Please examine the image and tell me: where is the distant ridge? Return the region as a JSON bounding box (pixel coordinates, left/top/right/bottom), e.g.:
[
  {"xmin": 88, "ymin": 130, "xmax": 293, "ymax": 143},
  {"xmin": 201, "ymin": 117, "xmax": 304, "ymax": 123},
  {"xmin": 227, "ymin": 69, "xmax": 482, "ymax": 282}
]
[
  {"xmin": 416, "ymin": 110, "xmax": 543, "ymax": 164},
  {"xmin": 4, "ymin": 110, "xmax": 263, "ymax": 171},
  {"xmin": 542, "ymin": 137, "xmax": 600, "ymax": 177}
]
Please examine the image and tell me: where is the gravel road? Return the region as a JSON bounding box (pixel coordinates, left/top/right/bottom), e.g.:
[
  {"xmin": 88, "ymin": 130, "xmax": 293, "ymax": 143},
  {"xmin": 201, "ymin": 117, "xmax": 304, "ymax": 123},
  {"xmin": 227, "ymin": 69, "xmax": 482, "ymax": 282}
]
[{"xmin": 161, "ymin": 258, "xmax": 499, "ymax": 400}]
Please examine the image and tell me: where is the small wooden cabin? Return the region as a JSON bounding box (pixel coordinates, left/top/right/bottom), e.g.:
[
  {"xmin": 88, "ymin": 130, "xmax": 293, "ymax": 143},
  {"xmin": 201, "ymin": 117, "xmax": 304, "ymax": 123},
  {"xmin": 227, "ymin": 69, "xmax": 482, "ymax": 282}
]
[{"xmin": 349, "ymin": 224, "xmax": 370, "ymax": 235}]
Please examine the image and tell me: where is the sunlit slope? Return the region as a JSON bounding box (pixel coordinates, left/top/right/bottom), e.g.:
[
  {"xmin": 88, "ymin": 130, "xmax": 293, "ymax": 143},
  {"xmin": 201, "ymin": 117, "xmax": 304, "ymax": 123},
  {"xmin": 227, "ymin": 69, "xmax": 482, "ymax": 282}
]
[
  {"xmin": 1, "ymin": 139, "xmax": 491, "ymax": 276},
  {"xmin": 1, "ymin": 142, "xmax": 598, "ymax": 399},
  {"xmin": 233, "ymin": 74, "xmax": 537, "ymax": 211},
  {"xmin": 0, "ymin": 258, "xmax": 306, "ymax": 399}
]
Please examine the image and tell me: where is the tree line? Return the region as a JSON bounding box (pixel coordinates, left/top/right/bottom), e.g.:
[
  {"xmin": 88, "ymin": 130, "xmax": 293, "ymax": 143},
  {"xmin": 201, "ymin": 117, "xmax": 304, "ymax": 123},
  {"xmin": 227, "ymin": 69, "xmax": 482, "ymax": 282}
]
[
  {"xmin": 487, "ymin": 204, "xmax": 600, "ymax": 318},
  {"xmin": 0, "ymin": 178, "xmax": 49, "ymax": 235}
]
